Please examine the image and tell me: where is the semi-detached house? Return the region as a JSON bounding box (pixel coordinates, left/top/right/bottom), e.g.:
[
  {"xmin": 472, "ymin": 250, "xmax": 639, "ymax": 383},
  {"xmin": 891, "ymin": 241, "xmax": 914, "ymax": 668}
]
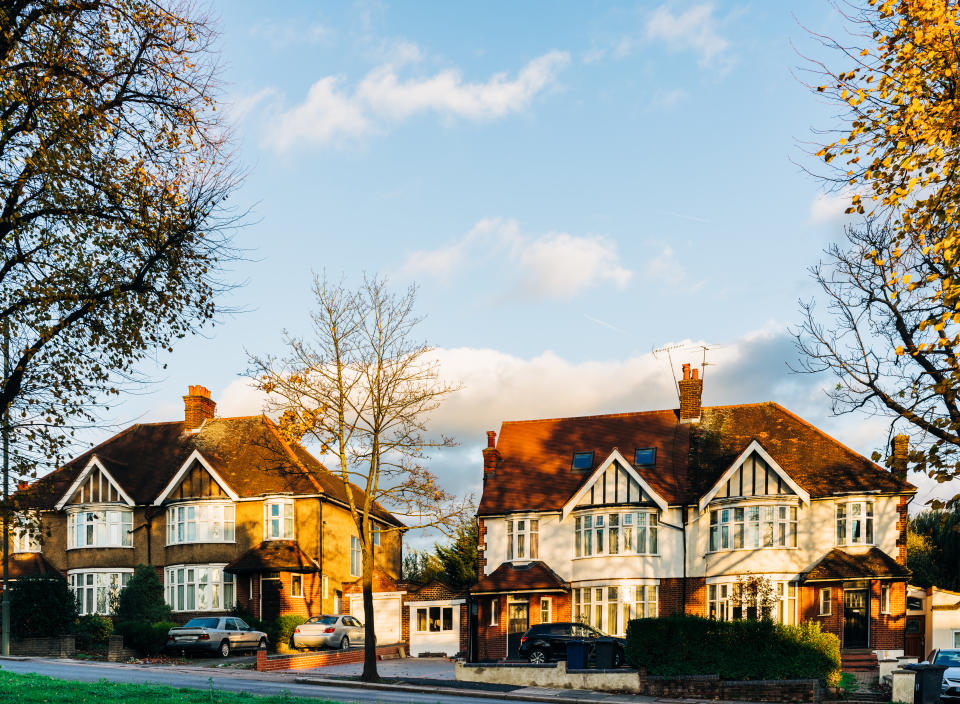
[
  {"xmin": 472, "ymin": 364, "xmax": 915, "ymax": 662},
  {"xmin": 10, "ymin": 386, "xmax": 402, "ymax": 625}
]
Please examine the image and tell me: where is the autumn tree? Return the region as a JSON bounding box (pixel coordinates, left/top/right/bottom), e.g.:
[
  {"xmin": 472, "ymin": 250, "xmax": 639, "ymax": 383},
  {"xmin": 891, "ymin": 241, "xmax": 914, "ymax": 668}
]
[
  {"xmin": 800, "ymin": 1, "xmax": 960, "ymax": 504},
  {"xmin": 906, "ymin": 509, "xmax": 960, "ymax": 591},
  {"xmin": 248, "ymin": 275, "xmax": 468, "ymax": 682}
]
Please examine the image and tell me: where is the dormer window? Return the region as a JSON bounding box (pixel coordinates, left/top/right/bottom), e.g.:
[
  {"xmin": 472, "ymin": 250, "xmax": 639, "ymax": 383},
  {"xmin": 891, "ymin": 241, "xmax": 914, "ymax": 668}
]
[
  {"xmin": 634, "ymin": 448, "xmax": 656, "ymax": 467},
  {"xmin": 571, "ymin": 452, "xmax": 594, "ymax": 471},
  {"xmin": 506, "ymin": 518, "xmax": 538, "ymax": 560}
]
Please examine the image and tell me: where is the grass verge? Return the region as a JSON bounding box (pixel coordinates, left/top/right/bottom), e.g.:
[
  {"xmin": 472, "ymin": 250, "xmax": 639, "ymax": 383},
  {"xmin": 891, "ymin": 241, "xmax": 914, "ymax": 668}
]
[{"xmin": 0, "ymin": 670, "xmax": 339, "ymax": 704}]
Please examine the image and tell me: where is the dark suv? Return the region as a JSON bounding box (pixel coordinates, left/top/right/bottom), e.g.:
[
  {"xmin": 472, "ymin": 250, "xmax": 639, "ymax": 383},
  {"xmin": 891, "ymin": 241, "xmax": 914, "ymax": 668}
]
[{"xmin": 517, "ymin": 622, "xmax": 626, "ymax": 665}]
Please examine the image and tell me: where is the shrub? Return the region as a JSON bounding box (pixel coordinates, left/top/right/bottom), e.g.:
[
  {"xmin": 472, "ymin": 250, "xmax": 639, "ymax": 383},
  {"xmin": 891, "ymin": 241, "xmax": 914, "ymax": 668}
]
[
  {"xmin": 115, "ymin": 564, "xmax": 171, "ymax": 624},
  {"xmin": 73, "ymin": 614, "xmax": 113, "ymax": 651},
  {"xmin": 267, "ymin": 615, "xmax": 306, "ymax": 648},
  {"xmin": 7, "ymin": 576, "xmax": 77, "ymax": 638},
  {"xmin": 625, "ymin": 615, "xmax": 840, "ymax": 685},
  {"xmin": 116, "ymin": 620, "xmax": 178, "ymax": 657},
  {"xmin": 231, "ymin": 603, "xmax": 264, "ymax": 633}
]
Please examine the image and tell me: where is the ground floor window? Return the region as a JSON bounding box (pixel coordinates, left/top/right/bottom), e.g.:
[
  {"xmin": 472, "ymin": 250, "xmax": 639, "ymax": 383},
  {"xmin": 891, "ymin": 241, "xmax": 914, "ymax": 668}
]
[
  {"xmin": 415, "ymin": 606, "xmax": 453, "ymax": 632},
  {"xmin": 540, "ymin": 597, "xmax": 552, "ymax": 623},
  {"xmin": 573, "ymin": 583, "xmax": 657, "ymax": 636},
  {"xmin": 165, "ymin": 564, "xmax": 235, "ymax": 612},
  {"xmin": 708, "ymin": 578, "xmax": 797, "ymax": 624},
  {"xmin": 954, "ymin": 631, "xmax": 960, "ymax": 648},
  {"xmin": 69, "ymin": 570, "xmax": 133, "ymax": 615}
]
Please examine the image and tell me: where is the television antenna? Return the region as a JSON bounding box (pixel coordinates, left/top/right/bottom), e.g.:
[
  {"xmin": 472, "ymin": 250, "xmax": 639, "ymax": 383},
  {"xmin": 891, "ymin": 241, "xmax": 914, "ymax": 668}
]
[{"xmin": 652, "ymin": 343, "xmax": 684, "ymax": 399}]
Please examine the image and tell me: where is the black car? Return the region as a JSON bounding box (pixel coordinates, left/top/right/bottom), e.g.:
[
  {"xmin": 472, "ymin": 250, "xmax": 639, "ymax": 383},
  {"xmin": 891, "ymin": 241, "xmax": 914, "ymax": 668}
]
[{"xmin": 517, "ymin": 622, "xmax": 625, "ymax": 665}]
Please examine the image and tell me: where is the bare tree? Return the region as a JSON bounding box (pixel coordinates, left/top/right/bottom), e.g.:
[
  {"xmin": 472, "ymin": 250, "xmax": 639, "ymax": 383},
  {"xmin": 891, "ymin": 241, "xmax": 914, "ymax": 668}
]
[
  {"xmin": 795, "ymin": 220, "xmax": 960, "ymax": 507},
  {"xmin": 248, "ymin": 275, "xmax": 467, "ymax": 682}
]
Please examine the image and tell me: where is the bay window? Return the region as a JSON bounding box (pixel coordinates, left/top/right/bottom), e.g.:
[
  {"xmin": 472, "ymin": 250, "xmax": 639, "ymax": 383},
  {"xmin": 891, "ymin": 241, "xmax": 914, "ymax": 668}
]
[
  {"xmin": 573, "ymin": 584, "xmax": 657, "ymax": 636},
  {"xmin": 836, "ymin": 500, "xmax": 874, "ymax": 545},
  {"xmin": 709, "ymin": 579, "xmax": 798, "ymax": 624},
  {"xmin": 166, "ymin": 502, "xmax": 235, "ymax": 544},
  {"xmin": 69, "ymin": 570, "xmax": 132, "ymax": 615},
  {"xmin": 265, "ymin": 499, "xmax": 294, "ymax": 539},
  {"xmin": 709, "ymin": 504, "xmax": 797, "ymax": 552},
  {"xmin": 67, "ymin": 508, "xmax": 133, "ymax": 548},
  {"xmin": 575, "ymin": 510, "xmax": 657, "ymax": 557},
  {"xmin": 506, "ymin": 518, "xmax": 538, "ymax": 560},
  {"xmin": 165, "ymin": 564, "xmax": 235, "ymax": 612}
]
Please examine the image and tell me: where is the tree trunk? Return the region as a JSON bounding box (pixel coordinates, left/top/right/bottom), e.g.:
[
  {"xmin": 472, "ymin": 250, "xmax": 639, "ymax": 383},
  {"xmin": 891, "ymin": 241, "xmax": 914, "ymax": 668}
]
[{"xmin": 360, "ymin": 540, "xmax": 379, "ymax": 682}]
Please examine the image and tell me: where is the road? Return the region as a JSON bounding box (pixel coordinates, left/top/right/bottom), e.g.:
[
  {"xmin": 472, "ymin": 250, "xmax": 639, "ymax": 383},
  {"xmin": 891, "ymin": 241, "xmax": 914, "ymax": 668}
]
[{"xmin": 0, "ymin": 658, "xmax": 515, "ymax": 704}]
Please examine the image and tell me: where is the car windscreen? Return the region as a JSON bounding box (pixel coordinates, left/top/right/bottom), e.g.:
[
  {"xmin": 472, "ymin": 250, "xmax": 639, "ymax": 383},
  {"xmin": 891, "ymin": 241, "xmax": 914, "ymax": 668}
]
[
  {"xmin": 183, "ymin": 618, "xmax": 221, "ymax": 629},
  {"xmin": 934, "ymin": 651, "xmax": 960, "ymax": 666},
  {"xmin": 305, "ymin": 616, "xmax": 339, "ymax": 625}
]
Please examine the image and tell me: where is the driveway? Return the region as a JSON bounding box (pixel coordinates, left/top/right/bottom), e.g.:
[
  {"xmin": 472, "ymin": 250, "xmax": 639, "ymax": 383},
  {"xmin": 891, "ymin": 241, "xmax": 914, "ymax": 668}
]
[{"xmin": 319, "ymin": 656, "xmax": 455, "ymax": 680}]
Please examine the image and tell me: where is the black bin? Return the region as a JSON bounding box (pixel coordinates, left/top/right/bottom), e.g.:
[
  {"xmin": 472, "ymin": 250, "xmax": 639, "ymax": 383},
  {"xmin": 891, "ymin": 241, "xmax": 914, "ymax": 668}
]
[
  {"xmin": 566, "ymin": 640, "xmax": 587, "ymax": 670},
  {"xmin": 913, "ymin": 663, "xmax": 948, "ymax": 704},
  {"xmin": 594, "ymin": 640, "xmax": 616, "ymax": 669}
]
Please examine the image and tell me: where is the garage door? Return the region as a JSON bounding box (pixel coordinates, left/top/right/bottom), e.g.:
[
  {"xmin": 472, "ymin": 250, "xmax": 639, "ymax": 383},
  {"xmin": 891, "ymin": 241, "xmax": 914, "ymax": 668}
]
[{"xmin": 350, "ymin": 593, "xmax": 401, "ymax": 644}]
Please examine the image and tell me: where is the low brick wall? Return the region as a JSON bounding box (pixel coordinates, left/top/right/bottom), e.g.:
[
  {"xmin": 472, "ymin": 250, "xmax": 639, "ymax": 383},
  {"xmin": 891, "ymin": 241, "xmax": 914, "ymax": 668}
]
[
  {"xmin": 106, "ymin": 635, "xmax": 137, "ymax": 662},
  {"xmin": 12, "ymin": 635, "xmax": 76, "ymax": 657},
  {"xmin": 256, "ymin": 644, "xmax": 405, "ymax": 672},
  {"xmin": 456, "ymin": 662, "xmax": 821, "ymax": 703}
]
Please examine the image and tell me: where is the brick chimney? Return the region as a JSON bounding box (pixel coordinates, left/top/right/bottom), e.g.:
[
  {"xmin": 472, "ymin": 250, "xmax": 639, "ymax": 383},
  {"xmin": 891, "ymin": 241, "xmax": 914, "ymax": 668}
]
[
  {"xmin": 890, "ymin": 434, "xmax": 909, "ymax": 481},
  {"xmin": 678, "ymin": 363, "xmax": 703, "ymax": 424},
  {"xmin": 183, "ymin": 385, "xmax": 216, "ymax": 431},
  {"xmin": 482, "ymin": 430, "xmax": 501, "ymax": 479}
]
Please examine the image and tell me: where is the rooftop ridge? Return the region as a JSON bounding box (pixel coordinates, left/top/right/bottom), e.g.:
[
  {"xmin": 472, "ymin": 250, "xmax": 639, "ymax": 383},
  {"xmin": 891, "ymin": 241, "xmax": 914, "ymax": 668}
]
[{"xmin": 499, "ymin": 401, "xmax": 781, "ymax": 427}]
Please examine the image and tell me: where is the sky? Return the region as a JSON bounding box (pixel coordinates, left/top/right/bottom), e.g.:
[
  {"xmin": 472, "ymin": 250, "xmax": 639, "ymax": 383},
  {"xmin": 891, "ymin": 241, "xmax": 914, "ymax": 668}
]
[{"xmin": 65, "ymin": 1, "xmax": 958, "ymax": 546}]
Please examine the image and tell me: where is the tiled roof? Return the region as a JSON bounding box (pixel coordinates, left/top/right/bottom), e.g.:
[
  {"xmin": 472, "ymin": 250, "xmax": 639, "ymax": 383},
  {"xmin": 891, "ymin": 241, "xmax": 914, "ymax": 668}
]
[
  {"xmin": 8, "ymin": 553, "xmax": 60, "ymax": 580},
  {"xmin": 803, "ymin": 547, "xmax": 912, "ymax": 582},
  {"xmin": 15, "ymin": 415, "xmax": 400, "ymax": 525},
  {"xmin": 478, "ymin": 402, "xmax": 915, "ymax": 515},
  {"xmin": 470, "ymin": 561, "xmax": 567, "ymax": 594},
  {"xmin": 224, "ymin": 540, "xmax": 319, "ymax": 574}
]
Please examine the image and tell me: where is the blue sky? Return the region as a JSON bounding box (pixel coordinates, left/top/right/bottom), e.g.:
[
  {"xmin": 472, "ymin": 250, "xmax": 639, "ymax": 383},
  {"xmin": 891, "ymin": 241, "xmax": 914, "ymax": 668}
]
[{"xmin": 72, "ymin": 1, "xmax": 956, "ymax": 541}]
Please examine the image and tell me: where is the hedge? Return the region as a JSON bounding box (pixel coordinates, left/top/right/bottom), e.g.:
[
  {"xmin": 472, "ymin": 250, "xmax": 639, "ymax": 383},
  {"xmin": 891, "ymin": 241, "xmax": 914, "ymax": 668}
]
[
  {"xmin": 268, "ymin": 615, "xmax": 306, "ymax": 648},
  {"xmin": 116, "ymin": 620, "xmax": 178, "ymax": 656},
  {"xmin": 625, "ymin": 616, "xmax": 841, "ymax": 685},
  {"xmin": 7, "ymin": 575, "xmax": 77, "ymax": 638}
]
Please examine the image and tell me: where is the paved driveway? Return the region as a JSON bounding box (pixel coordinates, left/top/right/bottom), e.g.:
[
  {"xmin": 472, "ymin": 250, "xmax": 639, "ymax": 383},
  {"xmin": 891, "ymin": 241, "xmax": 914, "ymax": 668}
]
[{"xmin": 319, "ymin": 656, "xmax": 455, "ymax": 680}]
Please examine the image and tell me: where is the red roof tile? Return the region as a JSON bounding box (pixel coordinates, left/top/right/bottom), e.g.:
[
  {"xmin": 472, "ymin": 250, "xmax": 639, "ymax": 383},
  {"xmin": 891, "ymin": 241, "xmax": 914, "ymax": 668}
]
[
  {"xmin": 803, "ymin": 547, "xmax": 911, "ymax": 582},
  {"xmin": 478, "ymin": 402, "xmax": 914, "ymax": 516},
  {"xmin": 6, "ymin": 553, "xmax": 61, "ymax": 580},
  {"xmin": 224, "ymin": 540, "xmax": 319, "ymax": 574},
  {"xmin": 470, "ymin": 561, "xmax": 567, "ymax": 594}
]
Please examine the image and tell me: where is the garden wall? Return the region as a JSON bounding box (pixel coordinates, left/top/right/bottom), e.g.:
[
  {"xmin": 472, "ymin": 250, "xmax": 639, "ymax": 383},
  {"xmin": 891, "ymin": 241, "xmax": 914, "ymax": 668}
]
[
  {"xmin": 256, "ymin": 644, "xmax": 405, "ymax": 672},
  {"xmin": 12, "ymin": 636, "xmax": 75, "ymax": 657}
]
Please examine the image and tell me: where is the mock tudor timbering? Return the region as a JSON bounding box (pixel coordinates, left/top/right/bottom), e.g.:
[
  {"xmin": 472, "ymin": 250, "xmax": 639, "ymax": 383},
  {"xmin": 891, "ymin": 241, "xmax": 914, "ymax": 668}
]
[
  {"xmin": 474, "ymin": 363, "xmax": 916, "ymax": 662},
  {"xmin": 11, "ymin": 386, "xmax": 402, "ymax": 624}
]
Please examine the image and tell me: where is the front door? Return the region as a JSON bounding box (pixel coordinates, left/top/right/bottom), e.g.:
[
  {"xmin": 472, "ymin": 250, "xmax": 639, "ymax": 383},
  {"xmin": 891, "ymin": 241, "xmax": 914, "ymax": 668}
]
[
  {"xmin": 905, "ymin": 616, "xmax": 925, "ymax": 658},
  {"xmin": 843, "ymin": 589, "xmax": 869, "ymax": 649},
  {"xmin": 507, "ymin": 601, "xmax": 529, "ymax": 660}
]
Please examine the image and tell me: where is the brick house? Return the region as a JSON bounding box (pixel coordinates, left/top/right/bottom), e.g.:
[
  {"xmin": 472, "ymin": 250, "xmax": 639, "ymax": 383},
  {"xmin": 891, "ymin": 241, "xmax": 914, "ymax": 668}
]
[
  {"xmin": 10, "ymin": 386, "xmax": 402, "ymax": 624},
  {"xmin": 472, "ymin": 363, "xmax": 915, "ymax": 662}
]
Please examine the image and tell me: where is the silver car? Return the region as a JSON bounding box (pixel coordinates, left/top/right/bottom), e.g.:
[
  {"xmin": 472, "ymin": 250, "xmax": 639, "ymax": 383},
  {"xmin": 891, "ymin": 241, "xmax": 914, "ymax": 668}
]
[
  {"xmin": 292, "ymin": 614, "xmax": 365, "ymax": 650},
  {"xmin": 927, "ymin": 649, "xmax": 960, "ymax": 702},
  {"xmin": 166, "ymin": 617, "xmax": 268, "ymax": 657}
]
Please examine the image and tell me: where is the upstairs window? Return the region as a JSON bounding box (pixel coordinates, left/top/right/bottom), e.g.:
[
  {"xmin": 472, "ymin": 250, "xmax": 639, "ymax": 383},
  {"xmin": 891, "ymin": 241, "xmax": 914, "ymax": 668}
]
[
  {"xmin": 167, "ymin": 503, "xmax": 235, "ymax": 544},
  {"xmin": 575, "ymin": 510, "xmax": 658, "ymax": 556},
  {"xmin": 68, "ymin": 509, "xmax": 133, "ymax": 548},
  {"xmin": 350, "ymin": 536, "xmax": 361, "ymax": 577},
  {"xmin": 709, "ymin": 505, "xmax": 797, "ymax": 552},
  {"xmin": 634, "ymin": 448, "xmax": 656, "ymax": 467},
  {"xmin": 836, "ymin": 500, "xmax": 874, "ymax": 545},
  {"xmin": 506, "ymin": 518, "xmax": 538, "ymax": 560},
  {"xmin": 12, "ymin": 515, "xmax": 40, "ymax": 553},
  {"xmin": 571, "ymin": 451, "xmax": 594, "ymax": 471},
  {"xmin": 264, "ymin": 499, "xmax": 294, "ymax": 540}
]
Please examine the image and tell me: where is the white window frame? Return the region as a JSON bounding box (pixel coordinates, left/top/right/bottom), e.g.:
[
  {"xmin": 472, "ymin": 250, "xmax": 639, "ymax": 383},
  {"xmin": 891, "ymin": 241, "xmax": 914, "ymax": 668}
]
[
  {"xmin": 264, "ymin": 498, "xmax": 295, "ymax": 540},
  {"xmin": 68, "ymin": 568, "xmax": 133, "ymax": 615},
  {"xmin": 540, "ymin": 597, "xmax": 552, "ymax": 623},
  {"xmin": 881, "ymin": 584, "xmax": 891, "ymax": 614},
  {"xmin": 505, "ymin": 517, "xmax": 539, "ymax": 561},
  {"xmin": 164, "ymin": 563, "xmax": 235, "ymax": 613},
  {"xmin": 708, "ymin": 503, "xmax": 798, "ymax": 553},
  {"xmin": 836, "ymin": 500, "xmax": 875, "ymax": 546},
  {"xmin": 954, "ymin": 630, "xmax": 960, "ymax": 649},
  {"xmin": 66, "ymin": 506, "xmax": 133, "ymax": 549},
  {"xmin": 490, "ymin": 597, "xmax": 499, "ymax": 626},
  {"xmin": 323, "ymin": 575, "xmax": 329, "ymax": 599},
  {"xmin": 350, "ymin": 535, "xmax": 361, "ymax": 577},
  {"xmin": 414, "ymin": 605, "xmax": 454, "ymax": 633},
  {"xmin": 573, "ymin": 584, "xmax": 657, "ymax": 636},
  {"xmin": 11, "ymin": 514, "xmax": 41, "ymax": 553},
  {"xmin": 575, "ymin": 510, "xmax": 658, "ymax": 557},
  {"xmin": 291, "ymin": 574, "xmax": 304, "ymax": 598},
  {"xmin": 820, "ymin": 587, "xmax": 832, "ymax": 616},
  {"xmin": 708, "ymin": 578, "xmax": 798, "ymax": 624},
  {"xmin": 166, "ymin": 502, "xmax": 235, "ymax": 545}
]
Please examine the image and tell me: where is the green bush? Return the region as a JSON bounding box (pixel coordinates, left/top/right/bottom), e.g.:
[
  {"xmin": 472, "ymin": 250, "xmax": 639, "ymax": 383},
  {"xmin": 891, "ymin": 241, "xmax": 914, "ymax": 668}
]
[
  {"xmin": 7, "ymin": 576, "xmax": 77, "ymax": 638},
  {"xmin": 116, "ymin": 620, "xmax": 177, "ymax": 657},
  {"xmin": 115, "ymin": 564, "xmax": 171, "ymax": 624},
  {"xmin": 231, "ymin": 603, "xmax": 264, "ymax": 633},
  {"xmin": 625, "ymin": 616, "xmax": 840, "ymax": 685},
  {"xmin": 73, "ymin": 614, "xmax": 113, "ymax": 651},
  {"xmin": 267, "ymin": 615, "xmax": 306, "ymax": 648}
]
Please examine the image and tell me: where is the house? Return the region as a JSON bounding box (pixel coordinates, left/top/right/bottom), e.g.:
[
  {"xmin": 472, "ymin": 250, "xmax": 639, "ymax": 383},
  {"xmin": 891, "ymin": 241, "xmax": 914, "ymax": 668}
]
[
  {"xmin": 10, "ymin": 385, "xmax": 402, "ymax": 624},
  {"xmin": 472, "ymin": 363, "xmax": 915, "ymax": 662},
  {"xmin": 905, "ymin": 585, "xmax": 960, "ymax": 658}
]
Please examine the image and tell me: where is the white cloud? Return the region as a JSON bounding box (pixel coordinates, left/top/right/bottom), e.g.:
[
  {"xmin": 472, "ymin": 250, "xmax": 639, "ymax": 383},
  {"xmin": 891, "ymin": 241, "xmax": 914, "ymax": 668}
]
[
  {"xmin": 809, "ymin": 191, "xmax": 855, "ymax": 225},
  {"xmin": 265, "ymin": 50, "xmax": 570, "ymax": 150},
  {"xmin": 226, "ymin": 88, "xmax": 279, "ymax": 125},
  {"xmin": 401, "ymin": 218, "xmax": 631, "ymax": 301},
  {"xmin": 645, "ymin": 3, "xmax": 732, "ymax": 69},
  {"xmin": 643, "ymin": 246, "xmax": 686, "ymax": 285}
]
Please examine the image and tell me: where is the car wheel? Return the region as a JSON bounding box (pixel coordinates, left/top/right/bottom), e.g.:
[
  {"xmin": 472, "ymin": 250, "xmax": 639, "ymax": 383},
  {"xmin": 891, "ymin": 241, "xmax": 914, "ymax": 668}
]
[
  {"xmin": 529, "ymin": 649, "xmax": 547, "ymax": 664},
  {"xmin": 258, "ymin": 637, "xmax": 267, "ymax": 651},
  {"xmin": 219, "ymin": 640, "xmax": 230, "ymax": 658},
  {"xmin": 340, "ymin": 636, "xmax": 349, "ymax": 650}
]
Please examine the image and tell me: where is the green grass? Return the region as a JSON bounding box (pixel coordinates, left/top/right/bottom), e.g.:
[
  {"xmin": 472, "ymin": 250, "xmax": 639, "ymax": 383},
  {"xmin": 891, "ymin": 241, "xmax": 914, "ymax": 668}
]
[{"xmin": 0, "ymin": 670, "xmax": 341, "ymax": 704}]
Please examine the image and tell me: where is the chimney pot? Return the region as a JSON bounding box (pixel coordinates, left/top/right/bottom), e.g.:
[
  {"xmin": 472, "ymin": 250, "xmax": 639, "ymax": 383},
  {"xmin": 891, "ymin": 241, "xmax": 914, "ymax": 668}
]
[
  {"xmin": 482, "ymin": 430, "xmax": 501, "ymax": 479},
  {"xmin": 183, "ymin": 385, "xmax": 216, "ymax": 431},
  {"xmin": 486, "ymin": 430, "xmax": 496, "ymax": 448},
  {"xmin": 682, "ymin": 363, "xmax": 691, "ymax": 381},
  {"xmin": 692, "ymin": 368, "xmax": 699, "ymax": 380},
  {"xmin": 891, "ymin": 434, "xmax": 909, "ymax": 481},
  {"xmin": 678, "ymin": 363, "xmax": 703, "ymax": 424}
]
